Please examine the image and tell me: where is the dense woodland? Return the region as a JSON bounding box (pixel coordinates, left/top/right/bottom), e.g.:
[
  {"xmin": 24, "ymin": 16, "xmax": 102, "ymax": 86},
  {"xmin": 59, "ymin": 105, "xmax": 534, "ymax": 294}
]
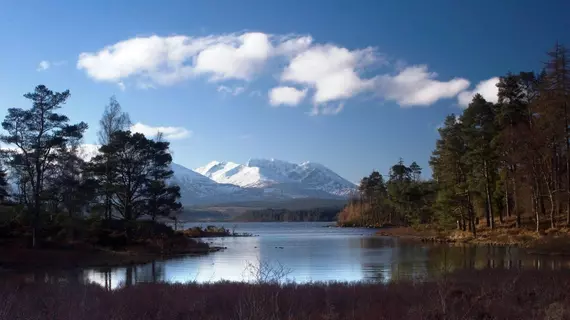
[
  {"xmin": 235, "ymin": 207, "xmax": 340, "ymax": 222},
  {"xmin": 339, "ymin": 43, "xmax": 570, "ymax": 236},
  {"xmin": 0, "ymin": 86, "xmax": 183, "ymax": 248}
]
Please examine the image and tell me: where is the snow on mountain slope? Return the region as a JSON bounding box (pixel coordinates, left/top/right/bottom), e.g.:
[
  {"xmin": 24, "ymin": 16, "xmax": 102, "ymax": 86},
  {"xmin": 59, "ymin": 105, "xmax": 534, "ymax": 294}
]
[
  {"xmin": 41, "ymin": 145, "xmax": 355, "ymax": 204},
  {"xmin": 195, "ymin": 158, "xmax": 356, "ymax": 198},
  {"xmin": 169, "ymin": 163, "xmax": 252, "ymax": 204},
  {"xmin": 75, "ymin": 145, "xmax": 251, "ymax": 205}
]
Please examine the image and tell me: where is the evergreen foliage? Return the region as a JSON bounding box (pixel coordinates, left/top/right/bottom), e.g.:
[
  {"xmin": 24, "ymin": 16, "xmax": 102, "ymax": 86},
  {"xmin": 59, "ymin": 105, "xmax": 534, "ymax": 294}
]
[
  {"xmin": 0, "ymin": 86, "xmax": 182, "ymax": 246},
  {"xmin": 339, "ymin": 43, "xmax": 570, "ymax": 235}
]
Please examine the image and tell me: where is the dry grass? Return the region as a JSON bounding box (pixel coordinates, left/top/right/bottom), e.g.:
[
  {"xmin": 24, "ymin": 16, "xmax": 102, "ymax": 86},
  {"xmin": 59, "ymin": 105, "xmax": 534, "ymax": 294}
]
[
  {"xmin": 1, "ymin": 269, "xmax": 570, "ymax": 319},
  {"xmin": 447, "ymin": 225, "xmax": 541, "ymax": 246},
  {"xmin": 376, "ymin": 216, "xmax": 570, "ymax": 256}
]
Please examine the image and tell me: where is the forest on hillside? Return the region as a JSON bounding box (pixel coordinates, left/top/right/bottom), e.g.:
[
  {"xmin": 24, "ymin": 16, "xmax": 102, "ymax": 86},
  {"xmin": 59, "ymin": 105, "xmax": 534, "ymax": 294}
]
[
  {"xmin": 339, "ymin": 43, "xmax": 570, "ymax": 236},
  {"xmin": 234, "ymin": 207, "xmax": 339, "ymax": 222}
]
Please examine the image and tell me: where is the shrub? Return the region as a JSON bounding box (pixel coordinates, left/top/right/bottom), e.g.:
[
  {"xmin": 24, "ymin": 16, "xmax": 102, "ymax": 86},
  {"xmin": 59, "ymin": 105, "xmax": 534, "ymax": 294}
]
[{"xmin": 1, "ymin": 269, "xmax": 570, "ymax": 319}]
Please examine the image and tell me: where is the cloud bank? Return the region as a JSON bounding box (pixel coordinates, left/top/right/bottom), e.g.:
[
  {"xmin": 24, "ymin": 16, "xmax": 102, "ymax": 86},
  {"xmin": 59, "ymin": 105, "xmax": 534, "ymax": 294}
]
[{"xmin": 77, "ymin": 31, "xmax": 498, "ymax": 114}]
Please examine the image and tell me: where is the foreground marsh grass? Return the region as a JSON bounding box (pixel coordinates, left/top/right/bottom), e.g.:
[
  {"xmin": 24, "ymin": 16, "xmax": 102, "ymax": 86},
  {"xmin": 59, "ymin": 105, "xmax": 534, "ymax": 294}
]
[{"xmin": 1, "ymin": 269, "xmax": 570, "ymax": 319}]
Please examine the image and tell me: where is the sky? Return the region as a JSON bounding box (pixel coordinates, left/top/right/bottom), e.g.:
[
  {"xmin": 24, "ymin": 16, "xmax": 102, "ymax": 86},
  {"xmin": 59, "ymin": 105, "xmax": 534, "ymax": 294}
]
[{"xmin": 0, "ymin": 0, "xmax": 569, "ymax": 183}]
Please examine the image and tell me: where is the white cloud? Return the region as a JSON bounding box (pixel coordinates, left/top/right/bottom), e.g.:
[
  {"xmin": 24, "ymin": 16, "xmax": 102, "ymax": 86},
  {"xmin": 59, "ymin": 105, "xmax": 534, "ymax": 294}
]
[
  {"xmin": 310, "ymin": 102, "xmax": 345, "ymax": 116},
  {"xmin": 117, "ymin": 81, "xmax": 126, "ymax": 91},
  {"xmin": 269, "ymin": 86, "xmax": 307, "ymax": 106},
  {"xmin": 281, "ymin": 45, "xmax": 377, "ymax": 104},
  {"xmin": 77, "ymin": 32, "xmax": 310, "ymax": 86},
  {"xmin": 76, "ymin": 31, "xmax": 496, "ymax": 115},
  {"xmin": 37, "ymin": 60, "xmax": 67, "ymax": 72},
  {"xmin": 274, "ymin": 35, "xmax": 313, "ymax": 56},
  {"xmin": 77, "ymin": 35, "xmax": 197, "ymax": 84},
  {"xmin": 37, "ymin": 60, "xmax": 50, "ymax": 71},
  {"xmin": 130, "ymin": 122, "xmax": 192, "ymax": 140},
  {"xmin": 194, "ymin": 32, "xmax": 272, "ymax": 81},
  {"xmin": 457, "ymin": 77, "xmax": 500, "ymax": 107},
  {"xmin": 217, "ymin": 85, "xmax": 245, "ymax": 96},
  {"xmin": 376, "ymin": 65, "xmax": 470, "ymax": 107}
]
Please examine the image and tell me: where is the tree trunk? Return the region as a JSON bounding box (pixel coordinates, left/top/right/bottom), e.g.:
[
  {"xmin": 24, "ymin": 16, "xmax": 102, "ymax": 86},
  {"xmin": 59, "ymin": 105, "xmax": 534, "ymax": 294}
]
[
  {"xmin": 543, "ymin": 166, "xmax": 557, "ymax": 229},
  {"xmin": 126, "ymin": 266, "xmax": 133, "ymax": 287},
  {"xmin": 549, "ymin": 192, "xmax": 556, "ymax": 229},
  {"xmin": 467, "ymin": 192, "xmax": 476, "ymax": 238},
  {"xmin": 533, "ymin": 180, "xmax": 540, "ymax": 233},
  {"xmin": 484, "ymin": 160, "xmax": 494, "ymax": 229},
  {"xmin": 505, "ymin": 178, "xmax": 510, "ymax": 218},
  {"xmin": 33, "ymin": 161, "xmax": 42, "ymax": 249},
  {"xmin": 554, "ymin": 151, "xmax": 561, "ymax": 225},
  {"xmin": 152, "ymin": 261, "xmax": 157, "ymax": 283},
  {"xmin": 512, "ymin": 172, "xmax": 521, "ymax": 228},
  {"xmin": 565, "ymin": 99, "xmax": 570, "ymax": 226}
]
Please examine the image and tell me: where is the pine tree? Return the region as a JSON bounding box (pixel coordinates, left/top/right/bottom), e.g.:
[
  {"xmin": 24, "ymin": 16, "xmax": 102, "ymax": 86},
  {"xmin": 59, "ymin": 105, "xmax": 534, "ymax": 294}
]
[
  {"xmin": 462, "ymin": 94, "xmax": 499, "ymax": 229},
  {"xmin": 90, "ymin": 131, "xmax": 181, "ymax": 225},
  {"xmin": 431, "ymin": 114, "xmax": 476, "ymax": 235},
  {"xmin": 495, "ymin": 72, "xmax": 538, "ymax": 227},
  {"xmin": 142, "ymin": 133, "xmax": 182, "ymax": 222},
  {"xmin": 0, "ymin": 85, "xmax": 87, "ymax": 247}
]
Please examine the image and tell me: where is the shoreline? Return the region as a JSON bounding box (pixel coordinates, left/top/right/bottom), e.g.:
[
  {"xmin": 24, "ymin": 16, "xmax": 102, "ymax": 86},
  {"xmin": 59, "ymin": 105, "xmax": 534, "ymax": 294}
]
[
  {"xmin": 375, "ymin": 225, "xmax": 570, "ymax": 255},
  {"xmin": 0, "ymin": 242, "xmax": 226, "ymax": 270},
  {"xmin": 0, "ymin": 245, "xmax": 225, "ymax": 271}
]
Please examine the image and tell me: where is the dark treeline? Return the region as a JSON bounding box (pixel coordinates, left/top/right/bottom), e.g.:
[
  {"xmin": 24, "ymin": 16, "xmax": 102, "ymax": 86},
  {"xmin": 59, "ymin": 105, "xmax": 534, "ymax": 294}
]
[
  {"xmin": 339, "ymin": 44, "xmax": 570, "ymax": 236},
  {"xmin": 0, "ymin": 86, "xmax": 183, "ymax": 249},
  {"xmin": 338, "ymin": 160, "xmax": 436, "ymax": 227},
  {"xmin": 235, "ymin": 207, "xmax": 340, "ymax": 222}
]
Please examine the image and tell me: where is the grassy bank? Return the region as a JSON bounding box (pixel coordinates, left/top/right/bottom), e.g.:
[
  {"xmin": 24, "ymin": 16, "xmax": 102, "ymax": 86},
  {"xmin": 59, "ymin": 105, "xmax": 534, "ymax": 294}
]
[
  {"xmin": 376, "ymin": 220, "xmax": 570, "ymax": 255},
  {"xmin": 1, "ymin": 269, "xmax": 569, "ymax": 319}
]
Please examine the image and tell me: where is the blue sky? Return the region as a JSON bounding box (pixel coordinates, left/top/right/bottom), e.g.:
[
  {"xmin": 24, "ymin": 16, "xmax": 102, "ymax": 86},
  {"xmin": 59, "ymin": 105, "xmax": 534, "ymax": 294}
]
[{"xmin": 0, "ymin": 0, "xmax": 569, "ymax": 183}]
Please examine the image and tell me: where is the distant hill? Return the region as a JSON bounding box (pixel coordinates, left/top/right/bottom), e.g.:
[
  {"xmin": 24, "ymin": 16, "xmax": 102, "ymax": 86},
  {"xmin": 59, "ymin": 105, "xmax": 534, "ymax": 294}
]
[
  {"xmin": 179, "ymin": 198, "xmax": 348, "ymax": 222},
  {"xmin": 234, "ymin": 207, "xmax": 340, "ymax": 222}
]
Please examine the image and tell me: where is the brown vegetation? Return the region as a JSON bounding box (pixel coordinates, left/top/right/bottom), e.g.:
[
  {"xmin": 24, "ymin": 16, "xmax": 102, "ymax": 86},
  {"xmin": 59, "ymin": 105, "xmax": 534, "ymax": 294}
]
[
  {"xmin": 1, "ymin": 269, "xmax": 570, "ymax": 319},
  {"xmin": 377, "ymin": 216, "xmax": 570, "ymax": 256}
]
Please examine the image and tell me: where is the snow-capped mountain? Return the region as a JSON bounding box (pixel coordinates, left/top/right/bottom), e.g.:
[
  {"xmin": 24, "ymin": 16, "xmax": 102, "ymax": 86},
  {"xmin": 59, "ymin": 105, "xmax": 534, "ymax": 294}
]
[
  {"xmin": 68, "ymin": 146, "xmax": 357, "ymax": 205},
  {"xmin": 169, "ymin": 163, "xmax": 255, "ymax": 204},
  {"xmin": 195, "ymin": 158, "xmax": 356, "ymax": 198},
  {"xmin": 76, "ymin": 146, "xmax": 256, "ymax": 205}
]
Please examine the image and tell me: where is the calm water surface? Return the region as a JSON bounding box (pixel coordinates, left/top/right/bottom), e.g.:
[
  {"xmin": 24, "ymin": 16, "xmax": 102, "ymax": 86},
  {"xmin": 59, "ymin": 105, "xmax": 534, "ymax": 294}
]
[{"xmin": 10, "ymin": 222, "xmax": 570, "ymax": 288}]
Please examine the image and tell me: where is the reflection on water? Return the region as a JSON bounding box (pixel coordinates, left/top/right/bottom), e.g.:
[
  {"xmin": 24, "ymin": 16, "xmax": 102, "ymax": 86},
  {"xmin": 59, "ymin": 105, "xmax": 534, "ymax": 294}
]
[{"xmin": 5, "ymin": 222, "xmax": 570, "ymax": 288}]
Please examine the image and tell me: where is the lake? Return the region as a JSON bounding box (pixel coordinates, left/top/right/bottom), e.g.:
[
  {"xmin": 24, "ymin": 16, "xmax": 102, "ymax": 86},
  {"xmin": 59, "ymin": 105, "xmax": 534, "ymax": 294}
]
[{"xmin": 8, "ymin": 222, "xmax": 570, "ymax": 288}]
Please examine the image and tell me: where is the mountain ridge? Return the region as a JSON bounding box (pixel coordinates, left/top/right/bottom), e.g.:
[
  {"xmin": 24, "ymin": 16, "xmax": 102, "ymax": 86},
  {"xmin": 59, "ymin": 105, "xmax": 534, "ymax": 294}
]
[
  {"xmin": 75, "ymin": 145, "xmax": 356, "ymax": 206},
  {"xmin": 195, "ymin": 158, "xmax": 356, "ymax": 194}
]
